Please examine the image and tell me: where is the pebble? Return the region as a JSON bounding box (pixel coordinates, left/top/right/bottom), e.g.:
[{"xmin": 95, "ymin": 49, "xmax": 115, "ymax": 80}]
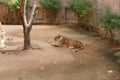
[
  {"xmin": 102, "ymin": 57, "xmax": 105, "ymax": 59},
  {"xmin": 107, "ymin": 70, "xmax": 113, "ymax": 73},
  {"xmin": 40, "ymin": 67, "xmax": 44, "ymax": 70},
  {"xmin": 53, "ymin": 61, "xmax": 57, "ymax": 64}
]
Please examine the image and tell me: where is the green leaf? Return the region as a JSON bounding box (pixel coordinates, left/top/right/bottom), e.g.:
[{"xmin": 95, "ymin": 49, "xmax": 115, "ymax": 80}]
[
  {"xmin": 68, "ymin": 0, "xmax": 94, "ymax": 17},
  {"xmin": 8, "ymin": 0, "xmax": 21, "ymax": 10},
  {"xmin": 0, "ymin": 0, "xmax": 7, "ymax": 4},
  {"xmin": 115, "ymin": 52, "xmax": 120, "ymax": 62},
  {"xmin": 115, "ymin": 52, "xmax": 120, "ymax": 57},
  {"xmin": 117, "ymin": 58, "xmax": 120, "ymax": 62},
  {"xmin": 8, "ymin": 0, "xmax": 30, "ymax": 10},
  {"xmin": 39, "ymin": 0, "xmax": 62, "ymax": 10}
]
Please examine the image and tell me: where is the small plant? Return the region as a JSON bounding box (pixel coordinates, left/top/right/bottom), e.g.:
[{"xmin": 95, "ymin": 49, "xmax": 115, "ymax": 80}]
[
  {"xmin": 115, "ymin": 52, "xmax": 120, "ymax": 62},
  {"xmin": 68, "ymin": 0, "xmax": 94, "ymax": 17},
  {"xmin": 39, "ymin": 0, "xmax": 62, "ymax": 10},
  {"xmin": 68, "ymin": 0, "xmax": 94, "ymax": 29},
  {"xmin": 0, "ymin": 0, "xmax": 3, "ymax": 4},
  {"xmin": 8, "ymin": 0, "xmax": 21, "ymax": 10},
  {"xmin": 8, "ymin": 0, "xmax": 30, "ymax": 10},
  {"xmin": 39, "ymin": 0, "xmax": 62, "ymax": 24},
  {"xmin": 99, "ymin": 7, "xmax": 120, "ymax": 41},
  {"xmin": 0, "ymin": 0, "xmax": 7, "ymax": 4}
]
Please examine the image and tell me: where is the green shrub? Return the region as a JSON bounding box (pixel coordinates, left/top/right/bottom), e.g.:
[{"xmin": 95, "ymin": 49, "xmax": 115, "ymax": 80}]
[
  {"xmin": 8, "ymin": 0, "xmax": 30, "ymax": 10},
  {"xmin": 0, "ymin": 0, "xmax": 7, "ymax": 4},
  {"xmin": 99, "ymin": 8, "xmax": 120, "ymax": 28},
  {"xmin": 115, "ymin": 52, "xmax": 120, "ymax": 62},
  {"xmin": 99, "ymin": 7, "xmax": 120, "ymax": 41},
  {"xmin": 39, "ymin": 0, "xmax": 62, "ymax": 10},
  {"xmin": 39, "ymin": 0, "xmax": 62, "ymax": 24},
  {"xmin": 0, "ymin": 0, "xmax": 3, "ymax": 4},
  {"xmin": 8, "ymin": 0, "xmax": 21, "ymax": 10},
  {"xmin": 67, "ymin": 0, "xmax": 94, "ymax": 30},
  {"xmin": 68, "ymin": 0, "xmax": 94, "ymax": 17}
]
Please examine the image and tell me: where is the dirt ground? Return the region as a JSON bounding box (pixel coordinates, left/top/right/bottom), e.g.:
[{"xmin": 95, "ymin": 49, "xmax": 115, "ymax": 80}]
[{"xmin": 0, "ymin": 25, "xmax": 120, "ymax": 80}]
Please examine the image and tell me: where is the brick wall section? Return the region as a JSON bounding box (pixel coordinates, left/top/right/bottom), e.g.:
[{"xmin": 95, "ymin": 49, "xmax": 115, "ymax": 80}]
[
  {"xmin": 0, "ymin": 4, "xmax": 21, "ymax": 24},
  {"xmin": 96, "ymin": 0, "xmax": 120, "ymax": 13},
  {"xmin": 0, "ymin": 0, "xmax": 120, "ymax": 24},
  {"xmin": 0, "ymin": 4, "xmax": 9, "ymax": 24}
]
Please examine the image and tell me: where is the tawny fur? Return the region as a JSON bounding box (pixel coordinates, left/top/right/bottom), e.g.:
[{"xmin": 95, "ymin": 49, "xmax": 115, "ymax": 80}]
[{"xmin": 52, "ymin": 34, "xmax": 84, "ymax": 52}]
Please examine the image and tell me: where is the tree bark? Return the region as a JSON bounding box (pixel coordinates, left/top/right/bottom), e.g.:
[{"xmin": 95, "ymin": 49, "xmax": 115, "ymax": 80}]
[
  {"xmin": 24, "ymin": 29, "xmax": 31, "ymax": 50},
  {"xmin": 20, "ymin": 0, "xmax": 36, "ymax": 50}
]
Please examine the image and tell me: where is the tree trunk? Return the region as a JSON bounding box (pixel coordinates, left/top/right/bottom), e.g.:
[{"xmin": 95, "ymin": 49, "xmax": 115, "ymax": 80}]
[
  {"xmin": 23, "ymin": 30, "xmax": 31, "ymax": 50},
  {"xmin": 20, "ymin": 0, "xmax": 36, "ymax": 50}
]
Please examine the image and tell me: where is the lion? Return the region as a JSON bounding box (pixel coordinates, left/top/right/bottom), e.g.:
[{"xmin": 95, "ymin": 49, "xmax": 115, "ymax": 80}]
[
  {"xmin": 51, "ymin": 34, "xmax": 84, "ymax": 52},
  {"xmin": 0, "ymin": 22, "xmax": 6, "ymax": 49}
]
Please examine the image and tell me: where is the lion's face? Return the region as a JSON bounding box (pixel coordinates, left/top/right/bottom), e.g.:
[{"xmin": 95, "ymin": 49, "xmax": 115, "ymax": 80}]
[{"xmin": 54, "ymin": 35, "xmax": 61, "ymax": 41}]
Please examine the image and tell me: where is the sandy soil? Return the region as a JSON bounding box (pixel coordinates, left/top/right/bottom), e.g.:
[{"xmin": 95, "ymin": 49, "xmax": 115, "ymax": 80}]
[{"xmin": 0, "ymin": 25, "xmax": 120, "ymax": 80}]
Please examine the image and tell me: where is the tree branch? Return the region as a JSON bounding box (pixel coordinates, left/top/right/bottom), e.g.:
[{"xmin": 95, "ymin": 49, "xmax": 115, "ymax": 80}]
[
  {"xmin": 23, "ymin": 0, "xmax": 28, "ymax": 26},
  {"xmin": 27, "ymin": 4, "xmax": 36, "ymax": 26},
  {"xmin": 24, "ymin": 0, "xmax": 36, "ymax": 27},
  {"xmin": 27, "ymin": 10, "xmax": 38, "ymax": 34}
]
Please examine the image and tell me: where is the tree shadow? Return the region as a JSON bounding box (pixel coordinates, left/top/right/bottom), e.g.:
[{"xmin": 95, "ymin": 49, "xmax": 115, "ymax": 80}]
[{"xmin": 1, "ymin": 46, "xmax": 43, "ymax": 55}]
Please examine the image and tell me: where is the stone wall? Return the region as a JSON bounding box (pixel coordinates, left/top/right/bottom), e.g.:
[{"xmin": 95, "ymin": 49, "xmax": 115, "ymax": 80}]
[
  {"xmin": 0, "ymin": 4, "xmax": 21, "ymax": 24},
  {"xmin": 0, "ymin": 0, "xmax": 120, "ymax": 24},
  {"xmin": 96, "ymin": 0, "xmax": 120, "ymax": 13}
]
